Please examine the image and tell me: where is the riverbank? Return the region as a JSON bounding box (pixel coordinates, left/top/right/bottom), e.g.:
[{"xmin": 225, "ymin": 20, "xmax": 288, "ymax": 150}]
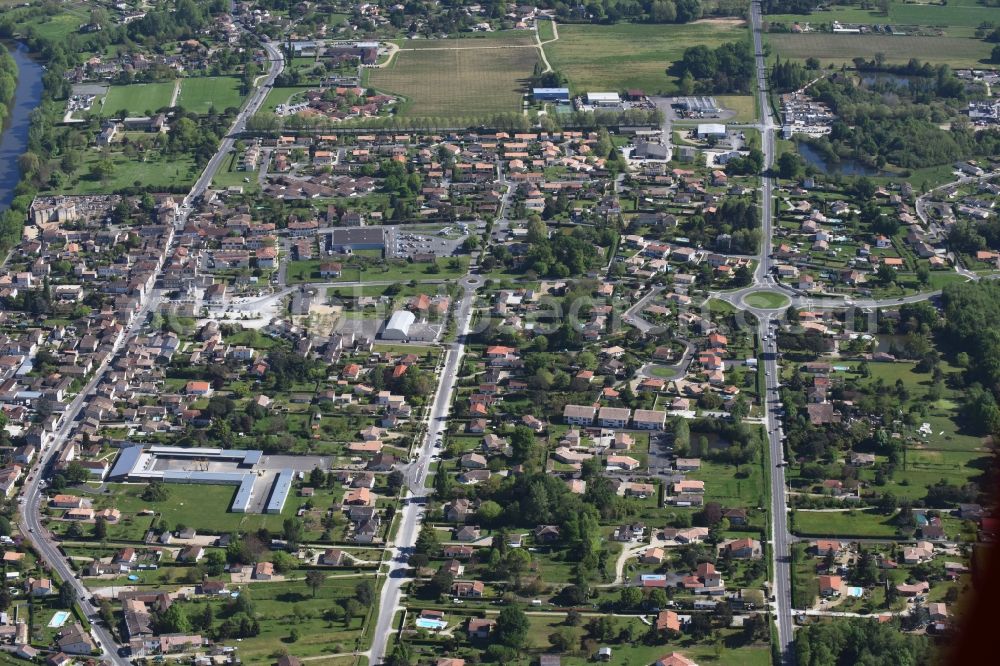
[{"xmin": 0, "ymin": 41, "xmax": 43, "ymax": 214}]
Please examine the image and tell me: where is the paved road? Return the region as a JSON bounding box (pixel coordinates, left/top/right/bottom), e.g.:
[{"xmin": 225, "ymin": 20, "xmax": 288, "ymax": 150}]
[
  {"xmin": 368, "ymin": 277, "xmax": 479, "ymax": 665},
  {"xmin": 749, "ymin": 2, "xmax": 795, "ymax": 662},
  {"xmin": 16, "ymin": 34, "xmax": 285, "ymax": 664}
]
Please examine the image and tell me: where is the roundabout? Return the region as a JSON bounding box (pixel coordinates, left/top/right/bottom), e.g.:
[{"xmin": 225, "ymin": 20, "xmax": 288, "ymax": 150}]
[{"xmin": 742, "ymin": 290, "xmax": 791, "ymax": 310}]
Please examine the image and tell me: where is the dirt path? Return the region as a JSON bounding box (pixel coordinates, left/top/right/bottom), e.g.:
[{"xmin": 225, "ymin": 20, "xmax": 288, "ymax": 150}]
[
  {"xmin": 169, "ymin": 79, "xmax": 181, "ymax": 107},
  {"xmin": 536, "ymin": 20, "xmax": 559, "ymax": 73}
]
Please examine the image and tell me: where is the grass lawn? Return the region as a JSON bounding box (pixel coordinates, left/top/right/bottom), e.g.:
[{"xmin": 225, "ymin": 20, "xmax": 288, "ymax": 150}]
[
  {"xmin": 179, "ymin": 577, "xmax": 375, "ymax": 664},
  {"xmin": 717, "ymin": 94, "xmax": 757, "ymax": 123},
  {"xmin": 178, "ymin": 76, "xmax": 245, "ymax": 113},
  {"xmin": 97, "ymin": 483, "xmax": 246, "ymax": 533},
  {"xmin": 743, "ymin": 290, "xmax": 790, "ymax": 309},
  {"xmin": 522, "ymin": 616, "xmax": 771, "ymax": 666},
  {"xmin": 48, "ymin": 149, "xmax": 198, "ymax": 195},
  {"xmin": 370, "ymin": 35, "xmax": 538, "ymax": 118},
  {"xmin": 101, "ymin": 82, "xmax": 177, "ymax": 116},
  {"xmin": 792, "ymin": 509, "xmax": 899, "ymax": 538},
  {"xmin": 689, "ymin": 459, "xmax": 765, "ymax": 508},
  {"xmin": 546, "ymin": 20, "xmax": 748, "ymax": 94},
  {"xmin": 765, "ymin": 33, "xmax": 992, "ymax": 69},
  {"xmin": 17, "ymin": 7, "xmax": 90, "ymax": 41},
  {"xmin": 263, "ymin": 85, "xmax": 318, "ymax": 113}
]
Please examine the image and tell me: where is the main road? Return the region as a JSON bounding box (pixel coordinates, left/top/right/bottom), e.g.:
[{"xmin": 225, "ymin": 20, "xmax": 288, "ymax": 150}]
[
  {"xmin": 749, "ymin": 1, "xmax": 796, "ymax": 663},
  {"xmin": 17, "ymin": 34, "xmax": 285, "ymax": 665}
]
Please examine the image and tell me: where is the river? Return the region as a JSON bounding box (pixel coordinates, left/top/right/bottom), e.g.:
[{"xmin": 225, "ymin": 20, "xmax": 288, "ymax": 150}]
[{"xmin": 0, "ymin": 42, "xmax": 44, "ymax": 213}]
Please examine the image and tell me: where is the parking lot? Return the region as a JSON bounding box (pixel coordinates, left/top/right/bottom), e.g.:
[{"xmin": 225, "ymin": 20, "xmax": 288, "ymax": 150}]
[{"xmin": 386, "ymin": 225, "xmax": 469, "ymax": 259}]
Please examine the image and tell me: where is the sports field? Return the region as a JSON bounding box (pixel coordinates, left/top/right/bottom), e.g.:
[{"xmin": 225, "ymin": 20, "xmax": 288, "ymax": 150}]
[
  {"xmin": 766, "ymin": 33, "xmax": 991, "ymax": 68},
  {"xmin": 545, "ymin": 20, "xmax": 748, "ymax": 94},
  {"xmin": 101, "ymin": 82, "xmax": 176, "ymax": 116},
  {"xmin": 369, "ymin": 39, "xmax": 537, "ymax": 118},
  {"xmin": 178, "ymin": 76, "xmax": 245, "ymax": 113}
]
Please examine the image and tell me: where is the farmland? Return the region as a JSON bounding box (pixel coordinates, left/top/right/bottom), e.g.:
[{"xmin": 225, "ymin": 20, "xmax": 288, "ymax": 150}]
[
  {"xmin": 545, "ymin": 20, "xmax": 748, "ymax": 94},
  {"xmin": 369, "ymin": 36, "xmax": 538, "ymax": 118},
  {"xmin": 765, "ymin": 33, "xmax": 992, "ymax": 69},
  {"xmin": 178, "ymin": 76, "xmax": 245, "ymax": 113},
  {"xmin": 101, "ymin": 81, "xmax": 176, "ymax": 117}
]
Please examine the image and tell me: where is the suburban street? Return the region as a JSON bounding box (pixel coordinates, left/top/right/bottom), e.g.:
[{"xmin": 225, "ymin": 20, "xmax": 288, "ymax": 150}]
[
  {"xmin": 368, "ymin": 275, "xmax": 480, "ymax": 666},
  {"xmin": 16, "ymin": 32, "xmax": 286, "ymax": 663}
]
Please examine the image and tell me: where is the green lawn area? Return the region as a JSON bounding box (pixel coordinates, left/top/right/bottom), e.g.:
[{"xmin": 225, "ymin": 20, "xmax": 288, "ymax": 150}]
[
  {"xmin": 689, "ymin": 459, "xmax": 765, "ymax": 509},
  {"xmin": 765, "ymin": 33, "xmax": 992, "ymax": 69},
  {"xmin": 178, "ymin": 76, "xmax": 245, "ymax": 113},
  {"xmin": 263, "ymin": 86, "xmax": 318, "ymax": 113},
  {"xmin": 523, "ymin": 616, "xmax": 771, "ymax": 666},
  {"xmin": 18, "ymin": 6, "xmax": 90, "ymax": 41},
  {"xmin": 97, "ymin": 483, "xmax": 246, "ymax": 533},
  {"xmin": 546, "ymin": 20, "xmax": 749, "ymax": 94},
  {"xmin": 101, "ymin": 82, "xmax": 177, "ymax": 116},
  {"xmin": 743, "ymin": 290, "xmax": 790, "ymax": 309},
  {"xmin": 48, "ymin": 149, "xmax": 198, "ymax": 195},
  {"xmin": 791, "ymin": 509, "xmax": 899, "ymax": 538},
  {"xmin": 717, "ymin": 94, "xmax": 757, "ymax": 123},
  {"xmin": 178, "ymin": 577, "xmax": 375, "ymax": 663}
]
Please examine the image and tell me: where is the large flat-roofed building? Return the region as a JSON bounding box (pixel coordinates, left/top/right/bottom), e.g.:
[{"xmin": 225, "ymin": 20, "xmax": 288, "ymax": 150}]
[
  {"xmin": 696, "ymin": 123, "xmax": 727, "ymax": 138},
  {"xmin": 108, "ymin": 445, "xmax": 288, "ymax": 515},
  {"xmin": 586, "ymin": 92, "xmax": 621, "ymax": 107},
  {"xmin": 383, "ymin": 310, "xmax": 416, "ymax": 340},
  {"xmin": 266, "ymin": 469, "xmax": 294, "ymax": 514},
  {"xmin": 533, "ymin": 87, "xmax": 570, "ymax": 102},
  {"xmin": 328, "ymin": 227, "xmax": 386, "ymax": 253}
]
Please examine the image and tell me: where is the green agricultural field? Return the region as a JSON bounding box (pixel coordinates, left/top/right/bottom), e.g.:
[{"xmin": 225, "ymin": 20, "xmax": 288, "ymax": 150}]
[
  {"xmin": 101, "ymin": 82, "xmax": 177, "ymax": 116},
  {"xmin": 545, "ymin": 20, "xmax": 748, "ymax": 94},
  {"xmin": 178, "ymin": 76, "xmax": 245, "ymax": 113},
  {"xmin": 370, "ymin": 38, "xmax": 538, "ymax": 118},
  {"xmin": 765, "ymin": 33, "xmax": 991, "ymax": 69}
]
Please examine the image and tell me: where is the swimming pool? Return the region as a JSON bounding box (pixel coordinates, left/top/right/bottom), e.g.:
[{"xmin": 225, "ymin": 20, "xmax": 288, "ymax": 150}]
[
  {"xmin": 846, "ymin": 586, "xmax": 863, "ymax": 597},
  {"xmin": 415, "ymin": 618, "xmax": 448, "ymax": 630},
  {"xmin": 48, "ymin": 611, "xmax": 70, "ymax": 628}
]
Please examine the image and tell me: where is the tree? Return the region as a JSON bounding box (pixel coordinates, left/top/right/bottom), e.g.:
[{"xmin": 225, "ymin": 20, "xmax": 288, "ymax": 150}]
[
  {"xmin": 355, "ymin": 579, "xmax": 375, "ymax": 606},
  {"xmin": 158, "ymin": 604, "xmax": 191, "ymax": 634},
  {"xmin": 309, "ymin": 466, "xmax": 325, "ymax": 488},
  {"xmin": 283, "ymin": 517, "xmax": 304, "ymax": 545},
  {"xmin": 415, "ymin": 523, "xmax": 440, "ymax": 557},
  {"xmin": 496, "ymin": 606, "xmax": 530, "ymax": 649},
  {"xmin": 993, "ymin": 44, "xmax": 1000, "ymax": 64},
  {"xmin": 93, "ymin": 517, "xmax": 107, "ymax": 539},
  {"xmin": 305, "ymin": 570, "xmax": 325, "ymax": 597},
  {"xmin": 549, "ymin": 626, "xmax": 579, "ymax": 652},
  {"xmin": 272, "ymin": 551, "xmax": 297, "ymax": 573},
  {"xmin": 619, "ymin": 587, "xmax": 642, "ymax": 609}
]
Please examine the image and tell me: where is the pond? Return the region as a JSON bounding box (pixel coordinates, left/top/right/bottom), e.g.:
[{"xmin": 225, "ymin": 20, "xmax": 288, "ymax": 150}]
[
  {"xmin": 798, "ymin": 142, "xmax": 890, "ymax": 177},
  {"xmin": 0, "ymin": 42, "xmax": 44, "ymax": 213}
]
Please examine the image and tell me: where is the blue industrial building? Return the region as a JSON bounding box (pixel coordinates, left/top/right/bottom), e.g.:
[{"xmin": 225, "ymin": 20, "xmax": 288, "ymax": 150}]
[{"xmin": 533, "ymin": 87, "xmax": 570, "ymax": 102}]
